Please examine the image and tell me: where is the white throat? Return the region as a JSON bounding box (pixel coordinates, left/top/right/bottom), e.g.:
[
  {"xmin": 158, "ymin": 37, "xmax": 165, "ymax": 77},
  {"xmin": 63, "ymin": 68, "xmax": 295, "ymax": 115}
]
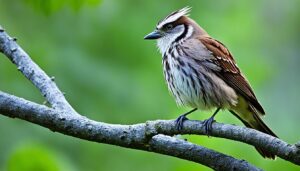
[{"xmin": 156, "ymin": 25, "xmax": 193, "ymax": 55}]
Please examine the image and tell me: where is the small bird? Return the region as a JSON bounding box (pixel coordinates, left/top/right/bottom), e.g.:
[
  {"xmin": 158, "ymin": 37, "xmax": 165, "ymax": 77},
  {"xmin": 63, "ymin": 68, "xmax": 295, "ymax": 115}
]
[{"xmin": 144, "ymin": 7, "xmax": 278, "ymax": 159}]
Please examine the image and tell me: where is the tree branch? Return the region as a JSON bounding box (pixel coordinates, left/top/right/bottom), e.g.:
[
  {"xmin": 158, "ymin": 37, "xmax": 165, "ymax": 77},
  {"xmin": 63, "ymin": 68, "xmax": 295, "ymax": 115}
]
[
  {"xmin": 0, "ymin": 91, "xmax": 261, "ymax": 171},
  {"xmin": 0, "ymin": 91, "xmax": 299, "ymax": 167},
  {"xmin": 1, "ymin": 25, "xmax": 299, "ymax": 170}
]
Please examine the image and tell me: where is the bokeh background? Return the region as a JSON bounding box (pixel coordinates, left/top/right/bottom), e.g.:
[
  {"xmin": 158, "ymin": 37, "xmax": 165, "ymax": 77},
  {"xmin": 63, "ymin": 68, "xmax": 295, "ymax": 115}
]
[{"xmin": 0, "ymin": 0, "xmax": 299, "ymax": 170}]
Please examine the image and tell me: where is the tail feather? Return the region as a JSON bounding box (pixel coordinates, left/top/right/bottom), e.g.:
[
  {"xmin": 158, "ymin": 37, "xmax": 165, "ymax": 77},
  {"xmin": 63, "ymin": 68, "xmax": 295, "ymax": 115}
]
[{"xmin": 229, "ymin": 109, "xmax": 278, "ymax": 159}]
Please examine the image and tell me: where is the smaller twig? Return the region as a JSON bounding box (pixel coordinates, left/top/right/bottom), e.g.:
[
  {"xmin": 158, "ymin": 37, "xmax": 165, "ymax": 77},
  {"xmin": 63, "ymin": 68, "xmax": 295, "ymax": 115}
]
[
  {"xmin": 0, "ymin": 25, "xmax": 77, "ymax": 115},
  {"xmin": 146, "ymin": 120, "xmax": 300, "ymax": 165}
]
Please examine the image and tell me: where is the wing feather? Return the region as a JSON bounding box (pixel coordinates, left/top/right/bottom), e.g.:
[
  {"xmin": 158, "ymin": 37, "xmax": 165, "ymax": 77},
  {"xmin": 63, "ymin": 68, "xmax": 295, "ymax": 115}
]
[{"xmin": 199, "ymin": 36, "xmax": 265, "ymax": 115}]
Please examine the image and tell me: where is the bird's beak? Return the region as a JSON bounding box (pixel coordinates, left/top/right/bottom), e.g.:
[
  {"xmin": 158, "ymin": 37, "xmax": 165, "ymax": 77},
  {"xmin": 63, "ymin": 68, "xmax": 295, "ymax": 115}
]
[{"xmin": 144, "ymin": 30, "xmax": 163, "ymax": 40}]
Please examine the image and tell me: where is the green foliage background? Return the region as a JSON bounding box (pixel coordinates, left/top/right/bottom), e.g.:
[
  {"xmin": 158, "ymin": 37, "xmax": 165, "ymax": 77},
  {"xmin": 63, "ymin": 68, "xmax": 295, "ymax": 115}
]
[{"xmin": 0, "ymin": 0, "xmax": 299, "ymax": 170}]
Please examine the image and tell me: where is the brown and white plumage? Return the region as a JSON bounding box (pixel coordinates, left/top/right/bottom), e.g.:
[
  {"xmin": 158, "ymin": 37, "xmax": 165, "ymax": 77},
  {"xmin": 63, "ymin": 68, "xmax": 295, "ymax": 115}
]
[{"xmin": 144, "ymin": 7, "xmax": 278, "ymax": 159}]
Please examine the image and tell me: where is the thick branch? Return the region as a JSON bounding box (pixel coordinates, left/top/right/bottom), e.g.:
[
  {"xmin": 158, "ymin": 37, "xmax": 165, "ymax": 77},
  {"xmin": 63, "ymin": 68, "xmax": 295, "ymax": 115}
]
[
  {"xmin": 1, "ymin": 91, "xmax": 300, "ymax": 167},
  {"xmin": 0, "ymin": 91, "xmax": 261, "ymax": 171},
  {"xmin": 0, "ymin": 26, "xmax": 76, "ymax": 114}
]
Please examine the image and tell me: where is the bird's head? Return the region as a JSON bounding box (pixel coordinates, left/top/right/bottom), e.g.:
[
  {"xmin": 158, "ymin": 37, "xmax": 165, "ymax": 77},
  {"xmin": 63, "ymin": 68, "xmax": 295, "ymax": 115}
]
[{"xmin": 144, "ymin": 7, "xmax": 206, "ymax": 54}]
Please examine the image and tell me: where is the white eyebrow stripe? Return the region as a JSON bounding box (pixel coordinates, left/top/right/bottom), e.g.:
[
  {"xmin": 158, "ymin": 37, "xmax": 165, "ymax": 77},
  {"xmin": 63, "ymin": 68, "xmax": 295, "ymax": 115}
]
[{"xmin": 157, "ymin": 7, "xmax": 191, "ymax": 29}]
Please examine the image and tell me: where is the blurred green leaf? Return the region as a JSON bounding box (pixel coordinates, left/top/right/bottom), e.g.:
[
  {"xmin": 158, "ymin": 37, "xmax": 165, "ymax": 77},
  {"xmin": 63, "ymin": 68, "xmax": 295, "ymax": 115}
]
[
  {"xmin": 7, "ymin": 144, "xmax": 60, "ymax": 171},
  {"xmin": 23, "ymin": 0, "xmax": 101, "ymax": 14}
]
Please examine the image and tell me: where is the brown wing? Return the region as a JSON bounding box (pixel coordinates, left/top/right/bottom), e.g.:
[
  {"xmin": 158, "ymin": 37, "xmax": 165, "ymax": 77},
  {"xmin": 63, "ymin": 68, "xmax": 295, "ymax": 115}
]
[{"xmin": 199, "ymin": 36, "xmax": 265, "ymax": 115}]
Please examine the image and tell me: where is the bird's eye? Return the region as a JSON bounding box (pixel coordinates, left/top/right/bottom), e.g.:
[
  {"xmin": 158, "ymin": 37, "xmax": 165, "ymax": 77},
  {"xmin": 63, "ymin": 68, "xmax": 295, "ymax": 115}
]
[{"xmin": 165, "ymin": 24, "xmax": 173, "ymax": 30}]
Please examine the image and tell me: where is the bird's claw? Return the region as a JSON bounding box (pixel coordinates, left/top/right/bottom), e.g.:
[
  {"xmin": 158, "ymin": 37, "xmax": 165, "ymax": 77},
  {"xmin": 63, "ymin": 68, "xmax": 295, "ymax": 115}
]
[
  {"xmin": 203, "ymin": 117, "xmax": 215, "ymax": 136},
  {"xmin": 175, "ymin": 114, "xmax": 189, "ymax": 130}
]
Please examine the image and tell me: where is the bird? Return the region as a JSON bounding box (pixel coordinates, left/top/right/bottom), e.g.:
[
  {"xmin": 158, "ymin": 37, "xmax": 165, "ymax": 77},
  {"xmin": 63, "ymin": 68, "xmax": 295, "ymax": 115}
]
[{"xmin": 144, "ymin": 7, "xmax": 278, "ymax": 159}]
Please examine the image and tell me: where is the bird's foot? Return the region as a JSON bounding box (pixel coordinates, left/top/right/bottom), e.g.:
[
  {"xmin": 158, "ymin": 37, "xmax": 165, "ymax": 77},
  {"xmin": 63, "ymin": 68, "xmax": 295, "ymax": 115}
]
[
  {"xmin": 202, "ymin": 116, "xmax": 215, "ymax": 136},
  {"xmin": 175, "ymin": 114, "xmax": 189, "ymax": 131}
]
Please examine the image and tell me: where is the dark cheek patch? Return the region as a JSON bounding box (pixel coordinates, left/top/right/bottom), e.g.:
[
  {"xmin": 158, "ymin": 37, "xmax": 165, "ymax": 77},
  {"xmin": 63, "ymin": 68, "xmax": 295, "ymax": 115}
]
[{"xmin": 174, "ymin": 24, "xmax": 188, "ymax": 42}]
